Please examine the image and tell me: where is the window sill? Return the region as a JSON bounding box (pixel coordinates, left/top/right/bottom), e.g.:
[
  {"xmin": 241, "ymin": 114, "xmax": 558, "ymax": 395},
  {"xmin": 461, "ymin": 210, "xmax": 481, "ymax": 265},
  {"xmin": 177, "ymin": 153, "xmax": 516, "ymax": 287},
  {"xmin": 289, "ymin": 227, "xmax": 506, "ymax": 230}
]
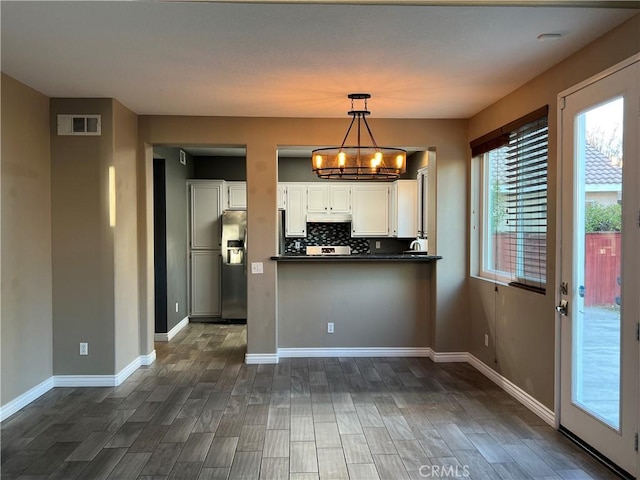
[{"xmin": 470, "ymin": 275, "xmax": 546, "ymax": 295}]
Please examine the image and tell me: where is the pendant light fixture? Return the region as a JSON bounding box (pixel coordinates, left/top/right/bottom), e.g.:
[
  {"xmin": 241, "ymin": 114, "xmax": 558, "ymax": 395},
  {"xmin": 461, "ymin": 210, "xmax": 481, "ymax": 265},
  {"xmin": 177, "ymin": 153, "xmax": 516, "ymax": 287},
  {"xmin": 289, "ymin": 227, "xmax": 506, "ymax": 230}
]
[{"xmin": 311, "ymin": 93, "xmax": 406, "ymax": 180}]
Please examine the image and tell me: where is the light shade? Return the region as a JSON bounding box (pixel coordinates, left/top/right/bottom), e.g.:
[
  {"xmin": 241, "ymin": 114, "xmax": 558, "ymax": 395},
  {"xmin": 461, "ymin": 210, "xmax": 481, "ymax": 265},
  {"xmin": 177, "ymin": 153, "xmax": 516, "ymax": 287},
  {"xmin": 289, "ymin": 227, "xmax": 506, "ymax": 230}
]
[{"xmin": 312, "ymin": 94, "xmax": 406, "ymax": 181}]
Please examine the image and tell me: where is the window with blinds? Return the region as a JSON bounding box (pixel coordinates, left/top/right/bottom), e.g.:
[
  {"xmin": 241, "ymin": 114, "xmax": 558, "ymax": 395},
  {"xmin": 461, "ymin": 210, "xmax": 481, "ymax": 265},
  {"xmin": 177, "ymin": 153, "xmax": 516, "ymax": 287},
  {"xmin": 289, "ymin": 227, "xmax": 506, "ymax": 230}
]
[{"xmin": 471, "ymin": 106, "xmax": 549, "ymax": 293}]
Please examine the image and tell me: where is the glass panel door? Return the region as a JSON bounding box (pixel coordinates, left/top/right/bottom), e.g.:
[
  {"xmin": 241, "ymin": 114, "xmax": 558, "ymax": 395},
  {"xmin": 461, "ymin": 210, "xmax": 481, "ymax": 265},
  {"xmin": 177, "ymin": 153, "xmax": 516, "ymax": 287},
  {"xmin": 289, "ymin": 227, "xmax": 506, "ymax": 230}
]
[
  {"xmin": 572, "ymin": 98, "xmax": 623, "ymax": 430},
  {"xmin": 559, "ymin": 59, "xmax": 638, "ymax": 477}
]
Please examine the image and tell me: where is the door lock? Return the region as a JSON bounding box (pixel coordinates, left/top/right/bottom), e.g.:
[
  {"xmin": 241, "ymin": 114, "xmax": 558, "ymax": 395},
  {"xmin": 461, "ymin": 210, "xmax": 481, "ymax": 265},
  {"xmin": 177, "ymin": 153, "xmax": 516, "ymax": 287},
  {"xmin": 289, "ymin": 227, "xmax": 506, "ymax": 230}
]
[{"xmin": 556, "ymin": 299, "xmax": 569, "ymax": 316}]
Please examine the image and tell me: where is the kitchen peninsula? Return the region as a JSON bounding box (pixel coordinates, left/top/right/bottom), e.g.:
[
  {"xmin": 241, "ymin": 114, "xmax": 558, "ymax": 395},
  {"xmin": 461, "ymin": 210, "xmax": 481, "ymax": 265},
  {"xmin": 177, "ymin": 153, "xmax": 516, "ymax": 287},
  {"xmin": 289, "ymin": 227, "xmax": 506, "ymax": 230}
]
[{"xmin": 272, "ymin": 252, "xmax": 440, "ymax": 354}]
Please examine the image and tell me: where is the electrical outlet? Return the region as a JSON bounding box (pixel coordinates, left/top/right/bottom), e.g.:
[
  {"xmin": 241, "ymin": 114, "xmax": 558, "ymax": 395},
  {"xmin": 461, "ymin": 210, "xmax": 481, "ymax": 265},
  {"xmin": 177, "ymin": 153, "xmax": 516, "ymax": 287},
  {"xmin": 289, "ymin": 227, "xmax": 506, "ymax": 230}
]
[
  {"xmin": 294, "ymin": 240, "xmax": 301, "ymax": 250},
  {"xmin": 175, "ymin": 302, "xmax": 179, "ymax": 313},
  {"xmin": 80, "ymin": 342, "xmax": 88, "ymax": 355},
  {"xmin": 484, "ymin": 334, "xmax": 489, "ymax": 347},
  {"xmin": 251, "ymin": 262, "xmax": 264, "ymax": 274},
  {"xmin": 375, "ymin": 241, "xmax": 381, "ymax": 249},
  {"xmin": 327, "ymin": 322, "xmax": 334, "ymax": 334}
]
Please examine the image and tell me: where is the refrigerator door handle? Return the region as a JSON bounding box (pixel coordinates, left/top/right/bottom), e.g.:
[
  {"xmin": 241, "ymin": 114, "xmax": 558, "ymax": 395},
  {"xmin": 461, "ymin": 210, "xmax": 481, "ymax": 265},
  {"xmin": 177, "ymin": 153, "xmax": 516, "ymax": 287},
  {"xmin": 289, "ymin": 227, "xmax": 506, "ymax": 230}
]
[{"xmin": 243, "ymin": 227, "xmax": 248, "ymax": 275}]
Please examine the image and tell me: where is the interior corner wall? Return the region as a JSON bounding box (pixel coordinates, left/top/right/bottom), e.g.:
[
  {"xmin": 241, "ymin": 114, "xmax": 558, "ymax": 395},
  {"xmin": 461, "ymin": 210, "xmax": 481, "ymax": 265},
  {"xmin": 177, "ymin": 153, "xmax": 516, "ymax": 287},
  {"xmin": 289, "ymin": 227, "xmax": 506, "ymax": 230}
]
[
  {"xmin": 467, "ymin": 14, "xmax": 640, "ymax": 409},
  {"xmin": 1, "ymin": 74, "xmax": 53, "ymax": 406},
  {"xmin": 50, "ymin": 98, "xmax": 116, "ymax": 375},
  {"xmin": 113, "ymin": 100, "xmax": 140, "ymax": 372},
  {"xmin": 153, "ymin": 147, "xmax": 192, "ymax": 334}
]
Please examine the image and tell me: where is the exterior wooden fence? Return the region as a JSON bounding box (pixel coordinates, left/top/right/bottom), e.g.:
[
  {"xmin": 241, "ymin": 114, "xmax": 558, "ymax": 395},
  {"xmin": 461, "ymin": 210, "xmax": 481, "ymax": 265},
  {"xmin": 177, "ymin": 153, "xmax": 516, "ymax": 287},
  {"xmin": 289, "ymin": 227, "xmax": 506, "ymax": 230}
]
[
  {"xmin": 584, "ymin": 232, "xmax": 621, "ymax": 307},
  {"xmin": 491, "ymin": 232, "xmax": 620, "ymax": 306}
]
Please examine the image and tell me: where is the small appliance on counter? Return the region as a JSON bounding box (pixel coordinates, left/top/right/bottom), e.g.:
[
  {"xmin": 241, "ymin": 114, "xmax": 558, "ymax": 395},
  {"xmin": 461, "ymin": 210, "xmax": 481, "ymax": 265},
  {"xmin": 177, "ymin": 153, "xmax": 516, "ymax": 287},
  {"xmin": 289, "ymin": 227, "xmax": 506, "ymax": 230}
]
[
  {"xmin": 408, "ymin": 238, "xmax": 428, "ymax": 253},
  {"xmin": 221, "ymin": 210, "xmax": 247, "ymax": 322},
  {"xmin": 306, "ymin": 245, "xmax": 351, "ymax": 256}
]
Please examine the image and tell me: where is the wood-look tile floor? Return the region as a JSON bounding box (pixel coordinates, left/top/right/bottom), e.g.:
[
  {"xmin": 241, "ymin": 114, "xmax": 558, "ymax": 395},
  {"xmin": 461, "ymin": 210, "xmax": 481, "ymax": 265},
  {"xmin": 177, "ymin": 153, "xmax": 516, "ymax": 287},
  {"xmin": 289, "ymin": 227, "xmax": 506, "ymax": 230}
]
[{"xmin": 1, "ymin": 323, "xmax": 621, "ymax": 479}]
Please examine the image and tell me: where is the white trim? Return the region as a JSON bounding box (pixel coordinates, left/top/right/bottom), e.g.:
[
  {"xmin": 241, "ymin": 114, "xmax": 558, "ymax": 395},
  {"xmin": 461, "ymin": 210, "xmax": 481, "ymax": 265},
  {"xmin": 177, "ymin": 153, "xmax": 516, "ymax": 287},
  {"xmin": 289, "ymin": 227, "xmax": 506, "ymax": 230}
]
[
  {"xmin": 53, "ymin": 375, "xmax": 120, "ymax": 388},
  {"xmin": 245, "ymin": 353, "xmax": 279, "ymax": 364},
  {"xmin": 54, "ymin": 354, "xmax": 143, "ymax": 387},
  {"xmin": 0, "ymin": 377, "xmax": 54, "ymax": 422},
  {"xmin": 467, "ymin": 353, "xmax": 556, "ymax": 427},
  {"xmin": 154, "ymin": 316, "xmax": 189, "ymax": 342},
  {"xmin": 278, "ymin": 347, "xmax": 431, "ymax": 358},
  {"xmin": 0, "ymin": 353, "xmax": 156, "ymax": 420},
  {"xmin": 429, "ymin": 351, "xmax": 468, "ymax": 363},
  {"xmin": 114, "ymin": 356, "xmax": 144, "ymax": 385},
  {"xmin": 1, "ymin": 348, "xmax": 556, "ymax": 431},
  {"xmin": 53, "ymin": 352, "xmax": 155, "ymax": 388},
  {"xmin": 140, "ymin": 350, "xmax": 156, "ymax": 366}
]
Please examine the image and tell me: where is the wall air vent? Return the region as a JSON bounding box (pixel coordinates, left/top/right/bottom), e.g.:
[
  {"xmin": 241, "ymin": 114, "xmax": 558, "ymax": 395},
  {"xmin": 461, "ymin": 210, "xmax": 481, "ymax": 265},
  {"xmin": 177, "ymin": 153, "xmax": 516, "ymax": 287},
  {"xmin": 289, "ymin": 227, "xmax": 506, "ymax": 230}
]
[{"xmin": 57, "ymin": 114, "xmax": 101, "ymax": 136}]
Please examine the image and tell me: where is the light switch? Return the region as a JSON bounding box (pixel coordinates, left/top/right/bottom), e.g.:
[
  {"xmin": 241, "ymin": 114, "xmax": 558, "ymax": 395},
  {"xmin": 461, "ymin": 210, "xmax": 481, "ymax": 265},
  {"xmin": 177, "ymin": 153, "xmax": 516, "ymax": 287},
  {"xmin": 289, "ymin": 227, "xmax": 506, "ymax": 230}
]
[{"xmin": 251, "ymin": 262, "xmax": 264, "ymax": 274}]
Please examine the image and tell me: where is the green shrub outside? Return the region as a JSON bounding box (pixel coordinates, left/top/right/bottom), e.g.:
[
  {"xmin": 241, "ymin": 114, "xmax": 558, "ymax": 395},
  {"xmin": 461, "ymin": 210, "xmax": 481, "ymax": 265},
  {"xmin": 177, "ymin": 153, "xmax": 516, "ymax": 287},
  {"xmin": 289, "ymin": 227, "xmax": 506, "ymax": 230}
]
[{"xmin": 585, "ymin": 203, "xmax": 621, "ymax": 232}]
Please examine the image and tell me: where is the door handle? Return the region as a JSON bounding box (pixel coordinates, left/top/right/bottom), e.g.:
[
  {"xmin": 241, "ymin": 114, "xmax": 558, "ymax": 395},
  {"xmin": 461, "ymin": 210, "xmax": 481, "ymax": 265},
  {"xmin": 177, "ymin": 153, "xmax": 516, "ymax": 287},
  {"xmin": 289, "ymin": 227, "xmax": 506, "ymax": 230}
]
[{"xmin": 556, "ymin": 299, "xmax": 568, "ymax": 316}]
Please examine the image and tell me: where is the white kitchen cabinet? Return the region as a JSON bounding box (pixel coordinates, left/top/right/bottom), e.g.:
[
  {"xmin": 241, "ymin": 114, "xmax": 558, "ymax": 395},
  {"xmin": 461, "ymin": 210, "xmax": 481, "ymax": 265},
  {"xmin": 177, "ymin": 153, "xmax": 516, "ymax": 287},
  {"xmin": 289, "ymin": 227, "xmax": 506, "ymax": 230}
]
[
  {"xmin": 351, "ymin": 184, "xmax": 389, "ymax": 237},
  {"xmin": 417, "ymin": 167, "xmax": 429, "ymax": 238},
  {"xmin": 330, "ymin": 185, "xmax": 351, "ymax": 214},
  {"xmin": 189, "ymin": 181, "xmax": 224, "ymax": 249},
  {"xmin": 390, "ymin": 180, "xmax": 417, "ymax": 238},
  {"xmin": 226, "ymin": 182, "xmax": 247, "ymax": 210},
  {"xmin": 277, "ymin": 185, "xmax": 286, "ymax": 210},
  {"xmin": 283, "ymin": 184, "xmax": 307, "ymax": 237},
  {"xmin": 190, "ymin": 251, "xmax": 221, "ymax": 316},
  {"xmin": 306, "ymin": 184, "xmax": 351, "ymax": 216},
  {"xmin": 307, "ymin": 185, "xmax": 328, "ymax": 214}
]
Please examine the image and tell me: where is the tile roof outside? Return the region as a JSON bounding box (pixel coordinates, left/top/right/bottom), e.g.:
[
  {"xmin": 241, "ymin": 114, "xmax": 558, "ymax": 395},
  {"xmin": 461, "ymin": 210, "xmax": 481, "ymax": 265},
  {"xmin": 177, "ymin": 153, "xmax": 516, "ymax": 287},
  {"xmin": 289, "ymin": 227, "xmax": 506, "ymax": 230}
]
[{"xmin": 585, "ymin": 143, "xmax": 622, "ymax": 185}]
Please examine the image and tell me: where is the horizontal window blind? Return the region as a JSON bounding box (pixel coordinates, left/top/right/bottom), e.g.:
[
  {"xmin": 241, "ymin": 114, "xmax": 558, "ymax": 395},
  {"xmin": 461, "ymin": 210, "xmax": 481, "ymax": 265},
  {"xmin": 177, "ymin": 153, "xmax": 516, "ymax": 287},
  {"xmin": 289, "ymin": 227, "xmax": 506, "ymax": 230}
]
[
  {"xmin": 504, "ymin": 114, "xmax": 548, "ymax": 292},
  {"xmin": 472, "ymin": 106, "xmax": 549, "ymax": 293}
]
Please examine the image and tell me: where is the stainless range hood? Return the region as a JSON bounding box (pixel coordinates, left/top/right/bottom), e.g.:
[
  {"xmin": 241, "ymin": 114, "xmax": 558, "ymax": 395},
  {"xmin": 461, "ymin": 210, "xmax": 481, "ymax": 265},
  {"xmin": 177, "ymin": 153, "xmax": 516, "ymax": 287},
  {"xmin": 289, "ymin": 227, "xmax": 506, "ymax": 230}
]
[{"xmin": 306, "ymin": 213, "xmax": 352, "ymax": 223}]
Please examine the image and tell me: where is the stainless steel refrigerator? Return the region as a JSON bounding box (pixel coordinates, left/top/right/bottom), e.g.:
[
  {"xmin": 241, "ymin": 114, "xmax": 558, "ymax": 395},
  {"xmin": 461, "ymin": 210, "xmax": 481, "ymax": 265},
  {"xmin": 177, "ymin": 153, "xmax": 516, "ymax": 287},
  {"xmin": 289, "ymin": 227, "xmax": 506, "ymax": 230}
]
[{"xmin": 221, "ymin": 210, "xmax": 247, "ymax": 321}]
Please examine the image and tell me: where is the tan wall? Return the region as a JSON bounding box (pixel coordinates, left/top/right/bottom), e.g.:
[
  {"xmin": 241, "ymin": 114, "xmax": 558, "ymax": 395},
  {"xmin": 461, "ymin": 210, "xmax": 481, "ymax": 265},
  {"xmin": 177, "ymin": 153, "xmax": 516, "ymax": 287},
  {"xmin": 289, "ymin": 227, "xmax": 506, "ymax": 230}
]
[
  {"xmin": 467, "ymin": 14, "xmax": 640, "ymax": 409},
  {"xmin": 113, "ymin": 100, "xmax": 140, "ymax": 372},
  {"xmin": 50, "ymin": 98, "xmax": 116, "ymax": 375},
  {"xmin": 139, "ymin": 117, "xmax": 469, "ymax": 355},
  {"xmin": 1, "ymin": 74, "xmax": 53, "ymax": 405},
  {"xmin": 278, "ymin": 263, "xmax": 431, "ymax": 348}
]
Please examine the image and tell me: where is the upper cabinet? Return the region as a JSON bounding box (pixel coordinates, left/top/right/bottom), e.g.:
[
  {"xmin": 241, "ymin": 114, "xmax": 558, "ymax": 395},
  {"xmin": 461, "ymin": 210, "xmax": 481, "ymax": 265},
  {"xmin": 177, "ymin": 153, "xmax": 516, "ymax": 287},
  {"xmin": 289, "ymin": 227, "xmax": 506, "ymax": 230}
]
[
  {"xmin": 282, "ymin": 183, "xmax": 307, "ymax": 237},
  {"xmin": 351, "ymin": 184, "xmax": 389, "ymax": 237},
  {"xmin": 226, "ymin": 181, "xmax": 247, "ymax": 210},
  {"xmin": 277, "ymin": 185, "xmax": 286, "ymax": 210},
  {"xmin": 417, "ymin": 167, "xmax": 429, "ymax": 239},
  {"xmin": 306, "ymin": 185, "xmax": 351, "ymax": 218},
  {"xmin": 390, "ymin": 180, "xmax": 417, "ymax": 238},
  {"xmin": 189, "ymin": 181, "xmax": 224, "ymax": 249}
]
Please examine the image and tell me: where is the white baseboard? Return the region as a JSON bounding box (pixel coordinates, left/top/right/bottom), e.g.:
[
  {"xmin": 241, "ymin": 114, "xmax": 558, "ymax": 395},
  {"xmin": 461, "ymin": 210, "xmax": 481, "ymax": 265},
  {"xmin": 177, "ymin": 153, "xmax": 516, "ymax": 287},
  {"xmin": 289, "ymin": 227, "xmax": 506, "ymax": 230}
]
[
  {"xmin": 154, "ymin": 316, "xmax": 189, "ymax": 342},
  {"xmin": 278, "ymin": 347, "xmax": 431, "ymax": 358},
  {"xmin": 1, "ymin": 351, "xmax": 158, "ymax": 421},
  {"xmin": 429, "ymin": 350, "xmax": 469, "ymax": 363},
  {"xmin": 0, "ymin": 377, "xmax": 55, "ymax": 422},
  {"xmin": 245, "ymin": 353, "xmax": 279, "ymax": 364},
  {"xmin": 54, "ymin": 353, "xmax": 149, "ymax": 387},
  {"xmin": 140, "ymin": 350, "xmax": 156, "ymax": 366},
  {"xmin": 467, "ymin": 353, "xmax": 555, "ymax": 426},
  {"xmin": 1, "ymin": 347, "xmax": 554, "ymax": 430}
]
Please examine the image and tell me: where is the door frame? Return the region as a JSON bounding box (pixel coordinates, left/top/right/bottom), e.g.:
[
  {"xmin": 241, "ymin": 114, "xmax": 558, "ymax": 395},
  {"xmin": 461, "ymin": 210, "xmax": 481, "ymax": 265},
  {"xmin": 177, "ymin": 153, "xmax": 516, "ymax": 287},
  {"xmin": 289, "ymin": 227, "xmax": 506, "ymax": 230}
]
[{"xmin": 555, "ymin": 53, "xmax": 640, "ymax": 477}]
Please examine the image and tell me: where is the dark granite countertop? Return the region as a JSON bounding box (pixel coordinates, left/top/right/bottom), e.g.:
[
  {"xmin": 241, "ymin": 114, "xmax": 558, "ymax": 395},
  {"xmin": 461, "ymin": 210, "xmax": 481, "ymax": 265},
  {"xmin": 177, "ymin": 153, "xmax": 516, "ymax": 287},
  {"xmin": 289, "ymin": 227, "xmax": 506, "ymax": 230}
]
[{"xmin": 271, "ymin": 254, "xmax": 442, "ymax": 262}]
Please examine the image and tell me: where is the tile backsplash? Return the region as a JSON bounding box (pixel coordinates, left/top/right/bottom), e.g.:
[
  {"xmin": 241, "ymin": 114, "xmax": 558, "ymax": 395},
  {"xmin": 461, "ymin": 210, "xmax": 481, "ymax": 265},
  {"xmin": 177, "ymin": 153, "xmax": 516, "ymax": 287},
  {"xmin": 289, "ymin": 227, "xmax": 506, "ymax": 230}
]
[{"xmin": 284, "ymin": 223, "xmax": 370, "ymax": 254}]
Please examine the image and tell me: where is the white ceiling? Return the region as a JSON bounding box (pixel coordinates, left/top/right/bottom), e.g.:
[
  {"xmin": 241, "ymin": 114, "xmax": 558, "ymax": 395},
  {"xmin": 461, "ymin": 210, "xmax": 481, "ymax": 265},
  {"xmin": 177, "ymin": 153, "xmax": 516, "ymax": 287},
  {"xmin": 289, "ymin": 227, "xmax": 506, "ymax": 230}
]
[{"xmin": 1, "ymin": 2, "xmax": 637, "ymax": 119}]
